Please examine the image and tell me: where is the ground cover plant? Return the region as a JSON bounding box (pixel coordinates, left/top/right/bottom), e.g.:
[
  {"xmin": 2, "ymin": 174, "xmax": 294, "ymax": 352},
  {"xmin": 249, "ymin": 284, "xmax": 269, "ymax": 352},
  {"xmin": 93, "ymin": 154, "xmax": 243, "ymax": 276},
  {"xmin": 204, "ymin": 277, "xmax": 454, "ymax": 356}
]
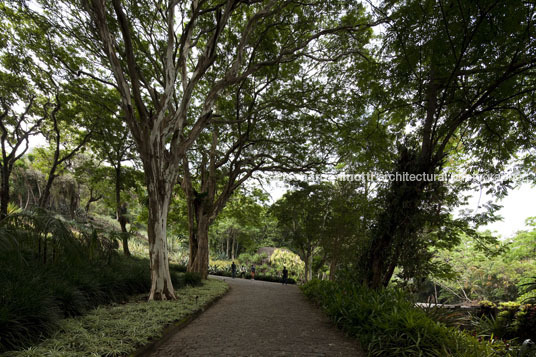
[
  {"xmin": 301, "ymin": 280, "xmax": 511, "ymax": 356},
  {"xmin": 0, "ymin": 209, "xmax": 200, "ymax": 353},
  {"xmin": 5, "ymin": 279, "xmax": 228, "ymax": 357}
]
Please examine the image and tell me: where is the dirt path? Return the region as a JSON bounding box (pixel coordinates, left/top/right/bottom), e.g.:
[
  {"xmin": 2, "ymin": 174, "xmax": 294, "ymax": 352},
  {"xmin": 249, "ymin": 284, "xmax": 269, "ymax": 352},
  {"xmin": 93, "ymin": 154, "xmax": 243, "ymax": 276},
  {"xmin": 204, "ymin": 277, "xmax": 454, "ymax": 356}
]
[{"xmin": 146, "ymin": 276, "xmax": 365, "ymax": 356}]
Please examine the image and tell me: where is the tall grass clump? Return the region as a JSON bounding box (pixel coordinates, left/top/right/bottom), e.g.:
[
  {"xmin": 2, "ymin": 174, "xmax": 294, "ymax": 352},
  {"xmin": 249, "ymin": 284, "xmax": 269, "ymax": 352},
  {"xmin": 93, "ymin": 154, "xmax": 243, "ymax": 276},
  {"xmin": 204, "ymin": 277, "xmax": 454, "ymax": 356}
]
[
  {"xmin": 0, "ymin": 209, "xmax": 191, "ymax": 353},
  {"xmin": 301, "ymin": 280, "xmax": 510, "ymax": 356}
]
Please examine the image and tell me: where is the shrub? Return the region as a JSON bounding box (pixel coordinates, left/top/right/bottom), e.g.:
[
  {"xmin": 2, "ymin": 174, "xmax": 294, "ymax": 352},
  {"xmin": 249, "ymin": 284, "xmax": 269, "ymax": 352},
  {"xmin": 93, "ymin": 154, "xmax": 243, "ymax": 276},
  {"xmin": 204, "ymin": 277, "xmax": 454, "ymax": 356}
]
[
  {"xmin": 182, "ymin": 272, "xmax": 202, "ymax": 287},
  {"xmin": 479, "ymin": 300, "xmax": 498, "ymax": 318},
  {"xmin": 209, "ymin": 259, "xmax": 232, "ymax": 272},
  {"xmin": 8, "ymin": 280, "xmax": 228, "ymax": 357},
  {"xmin": 474, "ymin": 300, "xmax": 536, "ymax": 342},
  {"xmin": 237, "ymin": 253, "xmax": 252, "ymax": 265},
  {"xmin": 0, "ymin": 209, "xmax": 161, "ymax": 353},
  {"xmin": 302, "ymin": 280, "xmax": 508, "ymax": 356},
  {"xmin": 0, "ymin": 254, "xmax": 154, "ymax": 353},
  {"xmin": 254, "ymin": 274, "xmax": 296, "ymax": 284},
  {"xmin": 270, "ymin": 248, "xmax": 304, "ymax": 281}
]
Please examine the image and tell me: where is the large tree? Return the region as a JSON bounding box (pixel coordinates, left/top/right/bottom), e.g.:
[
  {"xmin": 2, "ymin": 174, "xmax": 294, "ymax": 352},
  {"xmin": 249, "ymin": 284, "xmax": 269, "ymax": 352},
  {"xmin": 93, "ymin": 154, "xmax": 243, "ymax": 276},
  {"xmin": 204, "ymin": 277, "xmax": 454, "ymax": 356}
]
[
  {"xmin": 41, "ymin": 0, "xmax": 372, "ymax": 299},
  {"xmin": 272, "ymin": 182, "xmax": 333, "ymax": 282},
  {"xmin": 180, "ymin": 66, "xmax": 348, "ymax": 278},
  {"xmin": 361, "ymin": 0, "xmax": 536, "ymax": 288},
  {"xmin": 0, "ymin": 3, "xmax": 51, "ymax": 218}
]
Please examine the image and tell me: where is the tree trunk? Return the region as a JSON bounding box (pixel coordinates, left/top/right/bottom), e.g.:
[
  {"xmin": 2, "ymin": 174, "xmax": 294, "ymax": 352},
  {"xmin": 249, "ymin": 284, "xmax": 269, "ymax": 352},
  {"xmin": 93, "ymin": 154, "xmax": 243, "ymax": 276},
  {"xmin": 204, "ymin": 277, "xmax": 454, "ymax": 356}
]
[
  {"xmin": 304, "ymin": 254, "xmax": 309, "ymax": 283},
  {"xmin": 188, "ymin": 213, "xmax": 210, "ymax": 279},
  {"xmin": 226, "ymin": 236, "xmax": 230, "ymax": 259},
  {"xmin": 365, "ymin": 147, "xmax": 435, "ymax": 289},
  {"xmin": 146, "ymin": 180, "xmax": 175, "ymax": 300},
  {"xmin": 69, "ymin": 182, "xmax": 79, "ymax": 218},
  {"xmin": 303, "ymin": 248, "xmax": 314, "ymax": 283},
  {"xmin": 307, "ymin": 252, "xmax": 313, "ymax": 282},
  {"xmin": 0, "ymin": 166, "xmax": 10, "ymax": 219},
  {"xmin": 120, "ymin": 219, "xmax": 130, "ymax": 256},
  {"xmin": 85, "ymin": 187, "xmax": 102, "ymax": 214},
  {"xmin": 329, "ymin": 259, "xmax": 337, "ymax": 281},
  {"xmin": 231, "ymin": 234, "xmax": 235, "ymax": 260},
  {"xmin": 115, "ymin": 165, "xmax": 130, "ymax": 256},
  {"xmin": 39, "ymin": 170, "xmax": 57, "ymax": 208}
]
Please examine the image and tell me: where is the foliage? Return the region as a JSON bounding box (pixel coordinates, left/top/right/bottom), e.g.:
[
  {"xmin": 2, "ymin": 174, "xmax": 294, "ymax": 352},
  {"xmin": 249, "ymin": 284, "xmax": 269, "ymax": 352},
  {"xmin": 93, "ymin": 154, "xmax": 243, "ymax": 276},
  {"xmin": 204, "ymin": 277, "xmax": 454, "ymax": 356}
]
[
  {"xmin": 209, "ymin": 190, "xmax": 274, "ymax": 260},
  {"xmin": 0, "ymin": 208, "xmax": 195, "ymax": 353},
  {"xmin": 6, "ymin": 279, "xmax": 228, "ymax": 357},
  {"xmin": 433, "ymin": 226, "xmax": 536, "ymax": 303},
  {"xmin": 473, "ymin": 301, "xmax": 536, "ymax": 342},
  {"xmin": 356, "ymin": 0, "xmax": 536, "ymax": 288},
  {"xmin": 209, "ymin": 259, "xmax": 233, "ymax": 274},
  {"xmin": 271, "ymin": 182, "xmax": 332, "ymax": 281},
  {"xmin": 302, "ymin": 279, "xmax": 509, "ymax": 356},
  {"xmin": 269, "ymin": 248, "xmax": 304, "ymax": 281},
  {"xmin": 209, "ymin": 250, "xmax": 302, "ymax": 283}
]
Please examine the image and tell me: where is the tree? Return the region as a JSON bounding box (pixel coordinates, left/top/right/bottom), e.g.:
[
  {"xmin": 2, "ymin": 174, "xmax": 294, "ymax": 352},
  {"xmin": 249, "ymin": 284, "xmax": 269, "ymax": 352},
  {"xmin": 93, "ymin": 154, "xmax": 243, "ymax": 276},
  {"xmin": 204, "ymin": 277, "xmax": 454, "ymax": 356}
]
[
  {"xmin": 360, "ymin": 0, "xmax": 536, "ymax": 288},
  {"xmin": 179, "ymin": 14, "xmax": 372, "ymax": 277},
  {"xmin": 272, "ymin": 182, "xmax": 332, "ymax": 282},
  {"xmin": 90, "ymin": 98, "xmax": 139, "ymax": 256},
  {"xmin": 180, "ymin": 70, "xmax": 333, "ymax": 277},
  {"xmin": 320, "ymin": 180, "xmax": 371, "ymax": 280},
  {"xmin": 209, "ymin": 189, "xmax": 268, "ymax": 260},
  {"xmin": 37, "ymin": 84, "xmax": 98, "ymax": 210},
  {"xmin": 41, "ymin": 0, "xmax": 373, "ymax": 299},
  {"xmin": 0, "ymin": 3, "xmax": 50, "ymax": 218}
]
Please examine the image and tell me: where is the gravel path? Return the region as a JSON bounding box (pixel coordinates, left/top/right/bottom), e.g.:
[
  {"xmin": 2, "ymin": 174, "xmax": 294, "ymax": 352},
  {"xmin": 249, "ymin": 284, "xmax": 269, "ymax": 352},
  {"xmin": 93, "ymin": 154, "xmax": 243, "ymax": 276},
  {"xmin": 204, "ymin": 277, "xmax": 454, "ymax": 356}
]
[{"xmin": 147, "ymin": 276, "xmax": 365, "ymax": 356}]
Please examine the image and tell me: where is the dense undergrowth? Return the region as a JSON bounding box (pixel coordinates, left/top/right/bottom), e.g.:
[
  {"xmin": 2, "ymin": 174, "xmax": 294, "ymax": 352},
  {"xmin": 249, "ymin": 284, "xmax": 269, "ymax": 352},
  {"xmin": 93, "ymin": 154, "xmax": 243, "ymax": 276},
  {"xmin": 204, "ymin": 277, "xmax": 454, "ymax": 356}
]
[
  {"xmin": 6, "ymin": 279, "xmax": 228, "ymax": 357},
  {"xmin": 301, "ymin": 280, "xmax": 514, "ymax": 357},
  {"xmin": 0, "ymin": 209, "xmax": 200, "ymax": 353}
]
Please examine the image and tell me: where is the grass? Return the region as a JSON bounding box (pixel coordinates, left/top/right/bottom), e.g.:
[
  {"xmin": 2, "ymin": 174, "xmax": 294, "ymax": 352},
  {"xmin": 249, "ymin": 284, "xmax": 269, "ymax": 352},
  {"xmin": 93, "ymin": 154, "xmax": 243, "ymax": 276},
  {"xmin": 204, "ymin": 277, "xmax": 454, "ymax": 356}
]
[{"xmin": 6, "ymin": 279, "xmax": 228, "ymax": 357}]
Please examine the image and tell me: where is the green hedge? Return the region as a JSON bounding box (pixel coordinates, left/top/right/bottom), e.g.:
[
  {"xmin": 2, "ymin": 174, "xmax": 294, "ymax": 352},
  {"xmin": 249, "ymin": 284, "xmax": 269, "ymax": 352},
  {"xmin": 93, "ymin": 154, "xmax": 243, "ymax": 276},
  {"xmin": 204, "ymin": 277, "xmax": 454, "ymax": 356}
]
[{"xmin": 301, "ymin": 280, "xmax": 509, "ymax": 356}]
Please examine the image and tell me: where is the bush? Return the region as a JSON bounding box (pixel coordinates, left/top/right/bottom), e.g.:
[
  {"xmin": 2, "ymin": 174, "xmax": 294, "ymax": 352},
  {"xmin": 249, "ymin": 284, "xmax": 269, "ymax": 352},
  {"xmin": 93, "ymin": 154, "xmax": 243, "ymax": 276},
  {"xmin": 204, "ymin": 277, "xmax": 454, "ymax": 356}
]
[
  {"xmin": 209, "ymin": 260, "xmax": 232, "ymax": 273},
  {"xmin": 475, "ymin": 300, "xmax": 536, "ymax": 341},
  {"xmin": 0, "ymin": 254, "xmax": 153, "ymax": 353},
  {"xmin": 302, "ymin": 280, "xmax": 508, "ymax": 356},
  {"xmin": 209, "ymin": 269, "xmax": 296, "ymax": 284},
  {"xmin": 237, "ymin": 253, "xmax": 252, "ymax": 265},
  {"xmin": 8, "ymin": 280, "xmax": 229, "ymax": 357},
  {"xmin": 182, "ymin": 272, "xmax": 203, "ymax": 287},
  {"xmin": 254, "ymin": 274, "xmax": 296, "ymax": 284},
  {"xmin": 270, "ymin": 248, "xmax": 304, "ymax": 281},
  {"xmin": 0, "ymin": 209, "xmax": 162, "ymax": 353}
]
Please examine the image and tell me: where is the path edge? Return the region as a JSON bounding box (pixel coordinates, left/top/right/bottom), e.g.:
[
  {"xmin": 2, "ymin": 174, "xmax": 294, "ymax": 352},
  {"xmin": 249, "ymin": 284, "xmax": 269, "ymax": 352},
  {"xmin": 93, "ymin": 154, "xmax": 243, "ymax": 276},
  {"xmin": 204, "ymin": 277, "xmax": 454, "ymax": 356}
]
[{"xmin": 131, "ymin": 279, "xmax": 230, "ymax": 357}]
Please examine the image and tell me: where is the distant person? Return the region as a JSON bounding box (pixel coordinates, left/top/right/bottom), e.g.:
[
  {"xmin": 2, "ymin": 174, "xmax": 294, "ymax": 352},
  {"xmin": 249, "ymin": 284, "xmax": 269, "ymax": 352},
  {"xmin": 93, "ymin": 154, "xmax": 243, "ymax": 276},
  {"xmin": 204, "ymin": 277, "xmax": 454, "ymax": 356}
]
[
  {"xmin": 282, "ymin": 266, "xmax": 288, "ymax": 285},
  {"xmin": 231, "ymin": 261, "xmax": 237, "ymax": 278},
  {"xmin": 251, "ymin": 264, "xmax": 256, "ymax": 280},
  {"xmin": 240, "ymin": 265, "xmax": 246, "ymax": 278}
]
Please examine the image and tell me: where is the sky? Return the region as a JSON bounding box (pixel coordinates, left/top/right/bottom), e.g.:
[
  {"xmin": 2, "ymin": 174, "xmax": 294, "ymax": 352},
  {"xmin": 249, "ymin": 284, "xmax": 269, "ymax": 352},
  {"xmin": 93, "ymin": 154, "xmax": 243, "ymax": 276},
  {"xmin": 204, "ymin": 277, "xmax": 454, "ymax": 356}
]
[{"xmin": 469, "ymin": 184, "xmax": 536, "ymax": 239}]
